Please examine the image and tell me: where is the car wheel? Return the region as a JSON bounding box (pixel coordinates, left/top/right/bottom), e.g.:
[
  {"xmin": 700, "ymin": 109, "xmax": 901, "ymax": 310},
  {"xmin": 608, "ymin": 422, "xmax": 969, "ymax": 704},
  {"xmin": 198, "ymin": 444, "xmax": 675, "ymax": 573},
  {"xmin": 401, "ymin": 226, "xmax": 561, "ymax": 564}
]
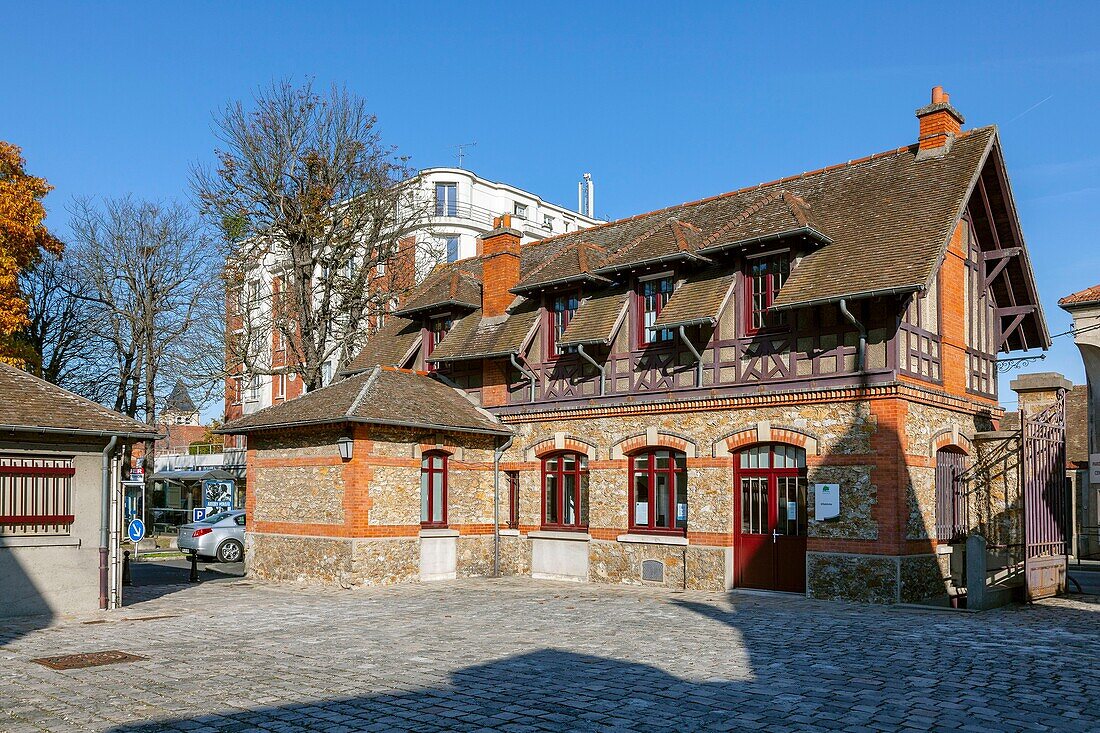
[{"xmin": 217, "ymin": 539, "xmax": 244, "ymax": 563}]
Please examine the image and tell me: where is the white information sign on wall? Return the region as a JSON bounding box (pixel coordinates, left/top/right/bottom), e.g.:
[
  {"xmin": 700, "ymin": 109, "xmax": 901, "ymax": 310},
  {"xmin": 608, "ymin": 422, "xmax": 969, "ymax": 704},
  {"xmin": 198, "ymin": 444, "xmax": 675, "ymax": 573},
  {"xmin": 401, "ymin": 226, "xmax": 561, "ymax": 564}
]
[
  {"xmin": 814, "ymin": 483, "xmax": 840, "ymax": 521},
  {"xmin": 1090, "ymin": 454, "xmax": 1100, "ymax": 485}
]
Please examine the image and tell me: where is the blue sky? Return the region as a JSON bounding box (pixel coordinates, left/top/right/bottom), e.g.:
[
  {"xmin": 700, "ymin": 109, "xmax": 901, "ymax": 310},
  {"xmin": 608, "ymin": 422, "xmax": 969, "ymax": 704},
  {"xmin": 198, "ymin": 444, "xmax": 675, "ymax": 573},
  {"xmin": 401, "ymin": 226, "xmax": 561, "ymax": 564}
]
[{"xmin": 2, "ymin": 1, "xmax": 1098, "ymax": 406}]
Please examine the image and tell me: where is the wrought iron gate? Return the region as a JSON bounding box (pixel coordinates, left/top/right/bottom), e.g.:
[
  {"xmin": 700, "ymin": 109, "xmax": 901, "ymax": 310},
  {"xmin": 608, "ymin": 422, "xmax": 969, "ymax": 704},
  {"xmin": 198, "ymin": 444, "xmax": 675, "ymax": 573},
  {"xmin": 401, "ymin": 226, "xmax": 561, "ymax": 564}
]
[{"xmin": 1021, "ymin": 391, "xmax": 1068, "ymax": 601}]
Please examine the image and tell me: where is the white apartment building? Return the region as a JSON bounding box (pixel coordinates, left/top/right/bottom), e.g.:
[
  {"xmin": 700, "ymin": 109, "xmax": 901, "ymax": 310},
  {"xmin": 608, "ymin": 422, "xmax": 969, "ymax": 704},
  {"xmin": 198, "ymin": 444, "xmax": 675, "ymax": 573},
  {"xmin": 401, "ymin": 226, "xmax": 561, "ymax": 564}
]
[
  {"xmin": 424, "ymin": 168, "xmax": 601, "ymax": 262},
  {"xmin": 228, "ymin": 168, "xmax": 602, "ymax": 421}
]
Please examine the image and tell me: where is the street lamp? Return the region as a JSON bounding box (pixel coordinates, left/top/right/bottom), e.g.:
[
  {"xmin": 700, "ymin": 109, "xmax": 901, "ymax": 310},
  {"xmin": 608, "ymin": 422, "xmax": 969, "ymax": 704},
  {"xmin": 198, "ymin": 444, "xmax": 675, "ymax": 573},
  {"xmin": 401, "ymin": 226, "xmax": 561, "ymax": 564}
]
[{"xmin": 337, "ymin": 436, "xmax": 353, "ymax": 461}]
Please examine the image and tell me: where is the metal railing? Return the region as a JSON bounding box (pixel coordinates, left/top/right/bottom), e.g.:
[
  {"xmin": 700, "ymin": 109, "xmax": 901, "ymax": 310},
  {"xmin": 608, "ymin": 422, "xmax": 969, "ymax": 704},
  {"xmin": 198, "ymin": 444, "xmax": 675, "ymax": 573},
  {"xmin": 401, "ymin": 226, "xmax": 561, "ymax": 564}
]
[{"xmin": 432, "ymin": 202, "xmax": 556, "ymax": 234}]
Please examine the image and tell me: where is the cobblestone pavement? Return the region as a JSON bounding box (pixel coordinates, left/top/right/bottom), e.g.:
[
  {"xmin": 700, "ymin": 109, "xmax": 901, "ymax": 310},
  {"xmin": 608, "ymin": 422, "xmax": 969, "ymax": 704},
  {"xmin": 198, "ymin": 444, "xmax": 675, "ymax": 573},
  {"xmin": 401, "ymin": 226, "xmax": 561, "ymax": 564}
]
[{"xmin": 2, "ymin": 577, "xmax": 1098, "ymax": 732}]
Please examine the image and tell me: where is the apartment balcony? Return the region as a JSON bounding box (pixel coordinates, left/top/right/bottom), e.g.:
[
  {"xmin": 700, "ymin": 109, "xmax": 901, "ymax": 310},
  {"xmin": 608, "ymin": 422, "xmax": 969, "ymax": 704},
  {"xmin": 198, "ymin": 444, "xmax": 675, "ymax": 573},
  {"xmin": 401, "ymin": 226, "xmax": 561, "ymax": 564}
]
[{"xmin": 432, "ymin": 202, "xmax": 556, "ymax": 236}]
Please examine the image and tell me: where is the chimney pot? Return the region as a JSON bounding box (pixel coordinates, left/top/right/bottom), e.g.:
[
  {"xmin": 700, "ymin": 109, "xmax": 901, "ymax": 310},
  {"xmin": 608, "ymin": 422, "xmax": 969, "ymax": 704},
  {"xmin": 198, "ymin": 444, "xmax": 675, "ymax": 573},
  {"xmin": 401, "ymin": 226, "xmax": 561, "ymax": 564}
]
[
  {"xmin": 916, "ymin": 85, "xmax": 965, "ymax": 154},
  {"xmin": 478, "ymin": 216, "xmax": 522, "ymax": 317}
]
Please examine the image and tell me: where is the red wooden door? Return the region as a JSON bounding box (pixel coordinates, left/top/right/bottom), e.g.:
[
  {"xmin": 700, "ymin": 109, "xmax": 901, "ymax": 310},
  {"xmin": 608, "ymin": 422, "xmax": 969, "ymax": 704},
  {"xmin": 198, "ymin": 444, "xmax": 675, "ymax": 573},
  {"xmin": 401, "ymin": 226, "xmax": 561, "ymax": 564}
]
[{"xmin": 735, "ymin": 445, "xmax": 807, "ymax": 592}]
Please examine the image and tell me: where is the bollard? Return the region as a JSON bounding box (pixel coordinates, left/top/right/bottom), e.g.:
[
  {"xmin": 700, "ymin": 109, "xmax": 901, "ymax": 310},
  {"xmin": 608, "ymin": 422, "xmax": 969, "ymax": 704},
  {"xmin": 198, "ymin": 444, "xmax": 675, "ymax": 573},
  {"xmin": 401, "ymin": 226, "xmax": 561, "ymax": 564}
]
[
  {"xmin": 122, "ymin": 550, "xmax": 132, "ymax": 586},
  {"xmin": 189, "ymin": 551, "xmax": 200, "ymax": 583}
]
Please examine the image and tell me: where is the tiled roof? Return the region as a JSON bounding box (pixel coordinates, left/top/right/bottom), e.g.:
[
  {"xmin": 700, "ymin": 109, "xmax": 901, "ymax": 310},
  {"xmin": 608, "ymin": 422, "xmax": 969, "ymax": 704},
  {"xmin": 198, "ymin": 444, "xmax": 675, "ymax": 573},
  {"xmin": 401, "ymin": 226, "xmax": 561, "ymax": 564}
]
[
  {"xmin": 342, "ymin": 317, "xmax": 422, "ymax": 375},
  {"xmin": 164, "ymin": 380, "xmax": 197, "ymax": 414},
  {"xmin": 560, "ymin": 289, "xmax": 631, "ymax": 346},
  {"xmin": 593, "ymin": 218, "xmax": 707, "ymax": 275},
  {"xmin": 520, "ymin": 128, "xmax": 997, "ymax": 310},
  {"xmin": 0, "ymin": 362, "xmax": 158, "ymax": 438},
  {"xmin": 393, "ymin": 261, "xmax": 482, "ymax": 317},
  {"xmin": 654, "ymin": 269, "xmax": 737, "ymax": 328},
  {"xmin": 220, "ymin": 367, "xmax": 509, "ymax": 436},
  {"xmin": 349, "ymin": 124, "xmax": 1048, "ymax": 362},
  {"xmin": 512, "ymin": 241, "xmax": 609, "ymax": 294},
  {"xmin": 700, "ymin": 190, "xmax": 826, "ymax": 252},
  {"xmin": 428, "ymin": 299, "xmax": 541, "ymax": 362},
  {"xmin": 1059, "ymin": 284, "xmax": 1100, "ymax": 309}
]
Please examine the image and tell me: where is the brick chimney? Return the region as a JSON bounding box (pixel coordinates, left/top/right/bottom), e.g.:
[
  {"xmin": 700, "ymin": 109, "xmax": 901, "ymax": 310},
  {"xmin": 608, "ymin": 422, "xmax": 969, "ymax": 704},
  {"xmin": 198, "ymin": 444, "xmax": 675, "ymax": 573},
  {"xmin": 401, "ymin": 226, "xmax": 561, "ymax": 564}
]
[
  {"xmin": 478, "ymin": 214, "xmax": 521, "ymax": 317},
  {"xmin": 915, "ymin": 85, "xmax": 965, "ymax": 153}
]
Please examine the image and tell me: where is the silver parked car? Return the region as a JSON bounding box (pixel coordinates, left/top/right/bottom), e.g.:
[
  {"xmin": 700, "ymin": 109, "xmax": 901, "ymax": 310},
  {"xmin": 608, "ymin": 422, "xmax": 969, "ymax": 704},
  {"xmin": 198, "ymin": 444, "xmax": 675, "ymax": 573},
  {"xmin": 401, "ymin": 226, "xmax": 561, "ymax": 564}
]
[{"xmin": 177, "ymin": 510, "xmax": 246, "ymax": 563}]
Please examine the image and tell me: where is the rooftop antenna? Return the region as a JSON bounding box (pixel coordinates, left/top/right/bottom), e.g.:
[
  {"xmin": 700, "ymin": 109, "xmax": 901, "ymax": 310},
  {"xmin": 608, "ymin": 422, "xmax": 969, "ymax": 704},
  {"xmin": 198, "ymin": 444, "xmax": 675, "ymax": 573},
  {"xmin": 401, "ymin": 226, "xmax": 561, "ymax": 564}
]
[{"xmin": 456, "ymin": 142, "xmax": 477, "ymax": 169}]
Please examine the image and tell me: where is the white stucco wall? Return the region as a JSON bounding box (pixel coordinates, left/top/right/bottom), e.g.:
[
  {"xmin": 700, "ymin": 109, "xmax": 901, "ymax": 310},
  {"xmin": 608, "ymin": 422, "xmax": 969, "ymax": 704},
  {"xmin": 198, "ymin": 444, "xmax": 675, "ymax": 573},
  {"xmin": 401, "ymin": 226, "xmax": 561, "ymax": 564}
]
[{"xmin": 0, "ymin": 437, "xmax": 116, "ymax": 619}]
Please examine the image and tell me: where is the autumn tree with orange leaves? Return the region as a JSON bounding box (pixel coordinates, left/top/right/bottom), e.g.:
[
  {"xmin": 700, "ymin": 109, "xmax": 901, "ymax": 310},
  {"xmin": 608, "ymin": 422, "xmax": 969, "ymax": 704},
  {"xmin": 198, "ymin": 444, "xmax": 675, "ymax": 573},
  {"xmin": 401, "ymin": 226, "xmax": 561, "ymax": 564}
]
[{"xmin": 0, "ymin": 142, "xmax": 63, "ymax": 365}]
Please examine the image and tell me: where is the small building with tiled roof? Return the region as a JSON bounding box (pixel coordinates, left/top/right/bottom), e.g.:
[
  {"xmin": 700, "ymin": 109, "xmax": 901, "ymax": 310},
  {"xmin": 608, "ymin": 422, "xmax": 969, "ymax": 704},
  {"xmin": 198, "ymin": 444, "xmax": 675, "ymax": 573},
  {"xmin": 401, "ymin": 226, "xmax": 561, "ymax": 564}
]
[
  {"xmin": 0, "ymin": 363, "xmax": 159, "ymax": 618},
  {"xmin": 219, "ymin": 367, "xmax": 512, "ymax": 584},
  {"xmin": 240, "ymin": 87, "xmax": 1059, "ymax": 603}
]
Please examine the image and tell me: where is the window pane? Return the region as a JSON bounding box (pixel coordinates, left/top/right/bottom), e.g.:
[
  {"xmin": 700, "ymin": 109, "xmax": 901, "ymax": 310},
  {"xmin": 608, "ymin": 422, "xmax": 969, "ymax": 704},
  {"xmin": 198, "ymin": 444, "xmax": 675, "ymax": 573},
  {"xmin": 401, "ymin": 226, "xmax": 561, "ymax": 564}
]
[
  {"xmin": 675, "ymin": 470, "xmax": 687, "ymax": 529},
  {"xmin": 563, "ymin": 474, "xmax": 576, "ymax": 525},
  {"xmin": 655, "ymin": 474, "xmax": 670, "ymax": 527},
  {"xmin": 579, "ymin": 455, "xmax": 588, "ymax": 472},
  {"xmin": 562, "ymin": 454, "xmax": 575, "ymax": 471},
  {"xmin": 432, "ymin": 455, "xmax": 443, "ymax": 469},
  {"xmin": 432, "ymin": 473, "xmax": 444, "ymax": 523},
  {"xmin": 655, "ymin": 451, "xmax": 670, "ymax": 470},
  {"xmin": 420, "ymin": 471, "xmax": 429, "ymax": 523},
  {"xmin": 634, "ymin": 455, "xmax": 648, "ymax": 470},
  {"xmin": 545, "ymin": 474, "xmax": 558, "ymax": 524},
  {"xmin": 634, "ymin": 472, "xmax": 649, "ymax": 526}
]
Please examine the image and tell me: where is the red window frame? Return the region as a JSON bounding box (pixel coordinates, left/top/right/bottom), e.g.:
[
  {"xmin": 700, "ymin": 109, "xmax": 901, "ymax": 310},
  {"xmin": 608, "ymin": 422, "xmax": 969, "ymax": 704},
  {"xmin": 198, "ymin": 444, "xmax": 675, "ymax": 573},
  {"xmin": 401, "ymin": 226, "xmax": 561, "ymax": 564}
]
[
  {"xmin": 744, "ymin": 252, "xmax": 790, "ymax": 335},
  {"xmin": 507, "ymin": 471, "xmax": 520, "ymax": 529},
  {"xmin": 735, "ymin": 443, "xmax": 807, "ymax": 536},
  {"xmin": 420, "ymin": 451, "xmax": 448, "ymax": 528},
  {"xmin": 629, "ymin": 449, "xmax": 687, "ymax": 535},
  {"xmin": 637, "ymin": 276, "xmax": 675, "ymax": 347},
  {"xmin": 546, "ymin": 290, "xmax": 580, "ymax": 358},
  {"xmin": 541, "ymin": 451, "xmax": 589, "ymax": 530},
  {"xmin": 424, "ymin": 316, "xmax": 453, "ymax": 372}
]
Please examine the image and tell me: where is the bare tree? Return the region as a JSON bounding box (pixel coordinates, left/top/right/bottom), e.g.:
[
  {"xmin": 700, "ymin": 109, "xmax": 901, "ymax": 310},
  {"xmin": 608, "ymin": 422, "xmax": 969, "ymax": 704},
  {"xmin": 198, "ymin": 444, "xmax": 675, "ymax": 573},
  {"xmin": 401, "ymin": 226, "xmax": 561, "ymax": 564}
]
[
  {"xmin": 18, "ymin": 252, "xmax": 112, "ymax": 402},
  {"xmin": 67, "ymin": 196, "xmax": 220, "ymax": 431},
  {"xmin": 191, "ymin": 79, "xmax": 438, "ymax": 392}
]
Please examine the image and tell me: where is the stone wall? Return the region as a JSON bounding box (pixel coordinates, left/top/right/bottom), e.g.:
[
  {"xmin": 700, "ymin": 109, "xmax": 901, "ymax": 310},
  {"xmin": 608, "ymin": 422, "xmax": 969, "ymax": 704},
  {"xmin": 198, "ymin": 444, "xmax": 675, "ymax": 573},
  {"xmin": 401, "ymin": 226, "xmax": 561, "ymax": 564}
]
[
  {"xmin": 899, "ymin": 553, "xmax": 951, "ymax": 604},
  {"xmin": 903, "ymin": 400, "xmax": 994, "ymax": 541},
  {"xmin": 807, "ymin": 553, "xmax": 898, "ymax": 604},
  {"xmin": 588, "ymin": 540, "xmax": 729, "ymax": 591},
  {"xmin": 351, "ymin": 538, "xmax": 420, "ymax": 586},
  {"xmin": 247, "ymin": 533, "xmax": 352, "ymax": 584},
  {"xmin": 251, "ymin": 428, "xmax": 347, "ymax": 525}
]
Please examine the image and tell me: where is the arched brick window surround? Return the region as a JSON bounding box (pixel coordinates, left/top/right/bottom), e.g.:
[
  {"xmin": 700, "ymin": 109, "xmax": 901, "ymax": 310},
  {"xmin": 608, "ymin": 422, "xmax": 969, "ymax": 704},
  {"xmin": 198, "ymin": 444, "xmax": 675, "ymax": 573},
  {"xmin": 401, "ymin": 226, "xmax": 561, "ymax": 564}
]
[{"xmin": 712, "ymin": 422, "xmax": 820, "ymax": 458}]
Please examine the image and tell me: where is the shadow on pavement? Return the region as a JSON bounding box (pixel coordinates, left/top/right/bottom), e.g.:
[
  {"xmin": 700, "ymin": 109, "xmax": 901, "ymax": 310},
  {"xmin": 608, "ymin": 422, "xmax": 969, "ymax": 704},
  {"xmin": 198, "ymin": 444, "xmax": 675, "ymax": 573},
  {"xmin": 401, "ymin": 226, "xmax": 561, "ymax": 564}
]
[{"xmin": 124, "ymin": 559, "xmax": 245, "ymax": 605}]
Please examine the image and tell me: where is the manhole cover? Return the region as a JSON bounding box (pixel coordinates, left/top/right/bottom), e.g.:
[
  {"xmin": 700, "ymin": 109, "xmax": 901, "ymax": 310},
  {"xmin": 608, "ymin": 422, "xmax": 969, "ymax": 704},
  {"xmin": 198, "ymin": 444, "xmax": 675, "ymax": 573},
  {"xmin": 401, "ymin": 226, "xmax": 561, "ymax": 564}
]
[{"xmin": 32, "ymin": 650, "xmax": 147, "ymax": 670}]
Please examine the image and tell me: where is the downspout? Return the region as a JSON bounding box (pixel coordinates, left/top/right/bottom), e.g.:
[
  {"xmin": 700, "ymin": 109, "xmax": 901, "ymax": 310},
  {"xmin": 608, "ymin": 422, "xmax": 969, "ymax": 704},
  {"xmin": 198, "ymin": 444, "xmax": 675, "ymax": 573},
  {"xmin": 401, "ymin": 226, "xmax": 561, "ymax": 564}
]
[
  {"xmin": 493, "ymin": 434, "xmax": 515, "ymax": 578},
  {"xmin": 100, "ymin": 435, "xmax": 118, "ymax": 610},
  {"xmin": 509, "ymin": 353, "xmax": 536, "ymax": 403},
  {"xmin": 839, "ymin": 298, "xmax": 867, "ymax": 372},
  {"xmin": 677, "ymin": 325, "xmax": 704, "ymax": 388},
  {"xmin": 576, "ymin": 344, "xmax": 606, "ymax": 396}
]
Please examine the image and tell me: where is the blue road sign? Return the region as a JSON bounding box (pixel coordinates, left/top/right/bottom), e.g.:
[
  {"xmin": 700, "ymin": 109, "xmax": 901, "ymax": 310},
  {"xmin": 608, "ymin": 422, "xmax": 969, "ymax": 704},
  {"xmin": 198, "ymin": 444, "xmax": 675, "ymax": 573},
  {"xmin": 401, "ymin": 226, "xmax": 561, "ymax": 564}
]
[
  {"xmin": 192, "ymin": 507, "xmax": 208, "ymax": 523},
  {"xmin": 127, "ymin": 519, "xmax": 145, "ymax": 544}
]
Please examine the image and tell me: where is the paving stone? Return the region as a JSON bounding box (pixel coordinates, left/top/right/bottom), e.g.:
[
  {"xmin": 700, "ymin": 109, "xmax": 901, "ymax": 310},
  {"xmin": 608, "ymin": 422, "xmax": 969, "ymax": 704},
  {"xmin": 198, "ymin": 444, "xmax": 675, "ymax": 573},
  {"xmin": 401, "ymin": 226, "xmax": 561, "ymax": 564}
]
[{"xmin": 1, "ymin": 578, "xmax": 1098, "ymax": 732}]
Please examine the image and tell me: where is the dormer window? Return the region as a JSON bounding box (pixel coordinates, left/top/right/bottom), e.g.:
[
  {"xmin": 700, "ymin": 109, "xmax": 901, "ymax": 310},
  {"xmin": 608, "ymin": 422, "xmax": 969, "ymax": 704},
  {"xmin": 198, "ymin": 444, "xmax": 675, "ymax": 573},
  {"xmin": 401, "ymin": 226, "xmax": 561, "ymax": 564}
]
[
  {"xmin": 425, "ymin": 315, "xmax": 453, "ymax": 371},
  {"xmin": 745, "ymin": 252, "xmax": 790, "ymax": 334},
  {"xmin": 547, "ymin": 291, "xmax": 580, "ymax": 357},
  {"xmin": 638, "ymin": 275, "xmax": 675, "ymax": 346}
]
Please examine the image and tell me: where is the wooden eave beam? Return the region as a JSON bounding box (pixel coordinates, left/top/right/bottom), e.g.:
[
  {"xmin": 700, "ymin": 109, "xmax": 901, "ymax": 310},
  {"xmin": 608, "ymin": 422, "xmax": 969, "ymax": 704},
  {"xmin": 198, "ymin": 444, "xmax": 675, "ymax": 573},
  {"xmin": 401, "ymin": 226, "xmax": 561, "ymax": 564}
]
[
  {"xmin": 992, "ymin": 150, "xmax": 1046, "ymax": 347},
  {"xmin": 976, "ymin": 174, "xmax": 1019, "ymax": 311}
]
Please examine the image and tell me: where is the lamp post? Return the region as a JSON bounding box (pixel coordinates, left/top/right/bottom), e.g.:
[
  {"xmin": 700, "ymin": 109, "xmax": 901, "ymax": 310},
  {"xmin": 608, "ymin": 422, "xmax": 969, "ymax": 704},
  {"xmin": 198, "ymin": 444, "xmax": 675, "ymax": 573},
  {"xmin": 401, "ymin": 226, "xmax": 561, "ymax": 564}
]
[{"xmin": 337, "ymin": 436, "xmax": 353, "ymax": 461}]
